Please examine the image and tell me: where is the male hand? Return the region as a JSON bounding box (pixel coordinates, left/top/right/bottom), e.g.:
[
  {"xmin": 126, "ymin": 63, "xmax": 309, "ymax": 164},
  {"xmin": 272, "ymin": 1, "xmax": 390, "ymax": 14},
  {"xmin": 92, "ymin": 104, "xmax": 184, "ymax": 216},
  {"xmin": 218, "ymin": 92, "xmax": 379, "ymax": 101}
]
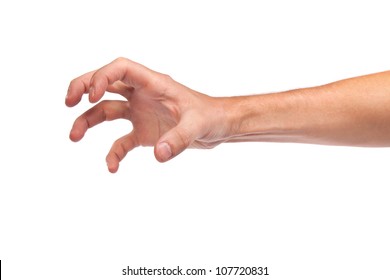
[{"xmin": 66, "ymin": 58, "xmax": 229, "ymax": 172}]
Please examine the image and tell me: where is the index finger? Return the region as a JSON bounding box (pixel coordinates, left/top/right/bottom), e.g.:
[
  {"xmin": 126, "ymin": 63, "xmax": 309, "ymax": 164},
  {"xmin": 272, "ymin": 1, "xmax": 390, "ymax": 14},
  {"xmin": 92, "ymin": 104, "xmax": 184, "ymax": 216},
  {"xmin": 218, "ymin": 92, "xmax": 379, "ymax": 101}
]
[
  {"xmin": 89, "ymin": 57, "xmax": 157, "ymax": 103},
  {"xmin": 66, "ymin": 71, "xmax": 95, "ymax": 107},
  {"xmin": 66, "ymin": 57, "xmax": 157, "ymax": 107}
]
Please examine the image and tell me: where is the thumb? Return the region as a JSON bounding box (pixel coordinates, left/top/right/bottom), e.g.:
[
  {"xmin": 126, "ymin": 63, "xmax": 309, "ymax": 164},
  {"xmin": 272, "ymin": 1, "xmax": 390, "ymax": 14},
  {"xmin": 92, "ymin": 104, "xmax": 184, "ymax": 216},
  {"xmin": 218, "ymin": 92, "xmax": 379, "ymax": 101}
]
[{"xmin": 154, "ymin": 125, "xmax": 195, "ymax": 162}]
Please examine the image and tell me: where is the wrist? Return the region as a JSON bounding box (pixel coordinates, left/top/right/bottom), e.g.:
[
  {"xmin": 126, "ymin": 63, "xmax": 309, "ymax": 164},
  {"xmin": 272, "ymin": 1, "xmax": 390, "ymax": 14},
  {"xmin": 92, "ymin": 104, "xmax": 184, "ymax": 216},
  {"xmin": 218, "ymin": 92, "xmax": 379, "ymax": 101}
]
[{"xmin": 222, "ymin": 90, "xmax": 314, "ymax": 143}]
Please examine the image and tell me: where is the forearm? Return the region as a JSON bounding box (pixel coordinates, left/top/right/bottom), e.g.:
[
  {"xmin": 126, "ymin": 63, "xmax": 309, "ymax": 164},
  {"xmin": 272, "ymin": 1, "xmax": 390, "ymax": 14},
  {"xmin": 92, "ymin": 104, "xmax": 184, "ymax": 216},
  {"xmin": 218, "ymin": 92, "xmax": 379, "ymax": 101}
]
[{"xmin": 223, "ymin": 71, "xmax": 390, "ymax": 146}]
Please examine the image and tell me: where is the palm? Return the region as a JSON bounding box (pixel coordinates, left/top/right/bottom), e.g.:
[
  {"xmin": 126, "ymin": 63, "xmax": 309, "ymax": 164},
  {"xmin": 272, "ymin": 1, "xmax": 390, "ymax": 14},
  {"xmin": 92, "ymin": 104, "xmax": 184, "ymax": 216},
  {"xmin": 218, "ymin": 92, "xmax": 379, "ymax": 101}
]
[{"xmin": 126, "ymin": 88, "xmax": 179, "ymax": 147}]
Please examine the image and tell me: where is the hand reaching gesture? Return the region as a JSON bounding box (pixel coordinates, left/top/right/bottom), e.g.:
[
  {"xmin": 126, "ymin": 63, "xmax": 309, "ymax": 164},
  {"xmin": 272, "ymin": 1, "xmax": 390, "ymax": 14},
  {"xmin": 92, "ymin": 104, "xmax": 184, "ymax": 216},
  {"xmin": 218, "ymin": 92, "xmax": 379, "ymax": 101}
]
[{"xmin": 66, "ymin": 58, "xmax": 230, "ymax": 172}]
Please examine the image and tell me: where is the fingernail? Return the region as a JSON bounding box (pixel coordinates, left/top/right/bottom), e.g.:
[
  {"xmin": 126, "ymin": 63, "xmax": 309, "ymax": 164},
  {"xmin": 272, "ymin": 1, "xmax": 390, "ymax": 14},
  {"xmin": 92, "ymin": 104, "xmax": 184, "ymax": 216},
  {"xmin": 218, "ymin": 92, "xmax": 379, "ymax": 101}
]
[
  {"xmin": 157, "ymin": 142, "xmax": 172, "ymax": 161},
  {"xmin": 89, "ymin": 86, "xmax": 95, "ymax": 99}
]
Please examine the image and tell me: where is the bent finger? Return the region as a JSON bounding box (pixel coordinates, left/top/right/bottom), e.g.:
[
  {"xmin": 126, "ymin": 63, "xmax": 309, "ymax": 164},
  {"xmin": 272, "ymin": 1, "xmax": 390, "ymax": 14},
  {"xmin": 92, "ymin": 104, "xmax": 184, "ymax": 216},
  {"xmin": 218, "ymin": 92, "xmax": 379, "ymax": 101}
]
[
  {"xmin": 89, "ymin": 57, "xmax": 156, "ymax": 103},
  {"xmin": 69, "ymin": 100, "xmax": 130, "ymax": 142},
  {"xmin": 107, "ymin": 81, "xmax": 135, "ymax": 100},
  {"xmin": 67, "ymin": 72, "xmax": 134, "ymax": 106},
  {"xmin": 66, "ymin": 71, "xmax": 95, "ymax": 107},
  {"xmin": 106, "ymin": 132, "xmax": 139, "ymax": 173}
]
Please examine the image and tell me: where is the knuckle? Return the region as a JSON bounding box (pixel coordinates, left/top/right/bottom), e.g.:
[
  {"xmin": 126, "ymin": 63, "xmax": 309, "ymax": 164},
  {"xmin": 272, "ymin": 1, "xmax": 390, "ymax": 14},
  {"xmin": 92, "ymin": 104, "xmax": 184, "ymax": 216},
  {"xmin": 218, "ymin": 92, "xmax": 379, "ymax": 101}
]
[
  {"xmin": 176, "ymin": 129, "xmax": 191, "ymax": 148},
  {"xmin": 145, "ymin": 72, "xmax": 173, "ymax": 94},
  {"xmin": 161, "ymin": 73, "xmax": 172, "ymax": 81},
  {"xmin": 114, "ymin": 57, "xmax": 129, "ymax": 64},
  {"xmin": 159, "ymin": 73, "xmax": 174, "ymax": 88},
  {"xmin": 113, "ymin": 138, "xmax": 124, "ymax": 150}
]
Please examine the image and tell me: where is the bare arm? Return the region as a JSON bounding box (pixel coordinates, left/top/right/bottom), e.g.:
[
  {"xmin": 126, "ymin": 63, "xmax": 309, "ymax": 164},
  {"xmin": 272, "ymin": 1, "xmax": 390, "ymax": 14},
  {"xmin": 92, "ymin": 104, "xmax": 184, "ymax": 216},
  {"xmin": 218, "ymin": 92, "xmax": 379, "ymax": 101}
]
[
  {"xmin": 224, "ymin": 71, "xmax": 390, "ymax": 146},
  {"xmin": 66, "ymin": 58, "xmax": 390, "ymax": 172}
]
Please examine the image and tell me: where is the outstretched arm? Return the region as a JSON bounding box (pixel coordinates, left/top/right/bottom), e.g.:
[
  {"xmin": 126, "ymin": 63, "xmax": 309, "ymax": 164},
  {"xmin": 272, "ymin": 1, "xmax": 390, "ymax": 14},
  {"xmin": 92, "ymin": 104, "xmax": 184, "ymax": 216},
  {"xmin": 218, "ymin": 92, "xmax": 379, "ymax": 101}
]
[
  {"xmin": 225, "ymin": 71, "xmax": 390, "ymax": 146},
  {"xmin": 66, "ymin": 58, "xmax": 390, "ymax": 172}
]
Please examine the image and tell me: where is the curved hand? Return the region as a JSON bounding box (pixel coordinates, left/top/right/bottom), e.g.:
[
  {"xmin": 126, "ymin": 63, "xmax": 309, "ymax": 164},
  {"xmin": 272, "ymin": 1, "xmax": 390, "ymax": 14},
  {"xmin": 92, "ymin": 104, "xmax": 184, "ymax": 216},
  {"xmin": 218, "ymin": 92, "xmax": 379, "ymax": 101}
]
[{"xmin": 66, "ymin": 58, "xmax": 230, "ymax": 172}]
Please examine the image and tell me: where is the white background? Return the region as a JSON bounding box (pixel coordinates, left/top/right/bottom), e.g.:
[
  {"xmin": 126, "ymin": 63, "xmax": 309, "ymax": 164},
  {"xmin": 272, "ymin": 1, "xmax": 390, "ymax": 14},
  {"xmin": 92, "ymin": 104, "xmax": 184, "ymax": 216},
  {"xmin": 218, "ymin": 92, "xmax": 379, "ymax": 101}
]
[{"xmin": 1, "ymin": 1, "xmax": 389, "ymax": 279}]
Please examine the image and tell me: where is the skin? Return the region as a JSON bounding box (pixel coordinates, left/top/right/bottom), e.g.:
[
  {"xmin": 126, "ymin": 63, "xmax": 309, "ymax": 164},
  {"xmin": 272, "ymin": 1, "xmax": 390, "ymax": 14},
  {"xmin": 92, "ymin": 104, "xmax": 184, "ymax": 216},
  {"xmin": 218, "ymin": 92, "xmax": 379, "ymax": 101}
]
[{"xmin": 66, "ymin": 57, "xmax": 390, "ymax": 173}]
